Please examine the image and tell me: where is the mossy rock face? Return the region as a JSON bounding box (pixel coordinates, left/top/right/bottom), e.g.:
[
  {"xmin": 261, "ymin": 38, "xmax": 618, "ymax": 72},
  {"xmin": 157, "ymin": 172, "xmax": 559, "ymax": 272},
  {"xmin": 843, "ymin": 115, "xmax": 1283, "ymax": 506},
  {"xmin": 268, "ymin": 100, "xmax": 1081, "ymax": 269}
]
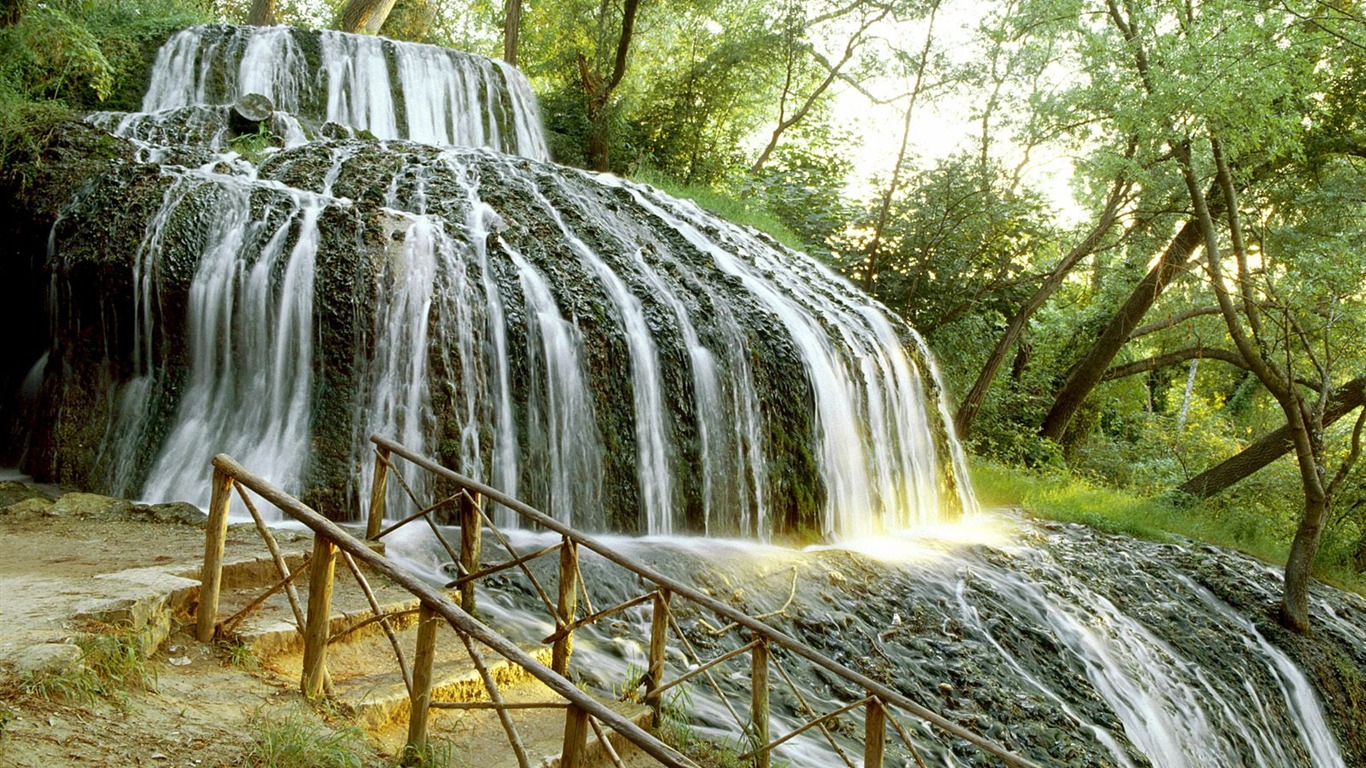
[{"xmin": 9, "ymin": 94, "xmax": 962, "ymax": 535}]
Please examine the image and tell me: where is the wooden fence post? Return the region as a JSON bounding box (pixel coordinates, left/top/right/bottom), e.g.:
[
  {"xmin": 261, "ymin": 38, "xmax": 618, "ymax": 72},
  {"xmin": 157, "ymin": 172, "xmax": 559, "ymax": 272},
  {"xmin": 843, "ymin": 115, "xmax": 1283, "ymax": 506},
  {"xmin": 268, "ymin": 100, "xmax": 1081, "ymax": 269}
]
[
  {"xmin": 367, "ymin": 447, "xmax": 391, "ymax": 540},
  {"xmin": 645, "ymin": 589, "xmax": 671, "ymax": 720},
  {"xmin": 196, "ymin": 468, "xmax": 234, "ymax": 643},
  {"xmin": 752, "ymin": 637, "xmax": 770, "ymax": 768},
  {"xmin": 459, "ymin": 492, "xmax": 482, "ymax": 613},
  {"xmin": 406, "ymin": 603, "xmax": 439, "ymax": 753},
  {"xmin": 301, "ymin": 533, "xmax": 337, "ymax": 699},
  {"xmin": 864, "ymin": 697, "xmax": 886, "ymax": 768},
  {"xmin": 552, "ymin": 536, "xmax": 578, "ymax": 674},
  {"xmin": 560, "ymin": 703, "xmax": 590, "ymax": 768}
]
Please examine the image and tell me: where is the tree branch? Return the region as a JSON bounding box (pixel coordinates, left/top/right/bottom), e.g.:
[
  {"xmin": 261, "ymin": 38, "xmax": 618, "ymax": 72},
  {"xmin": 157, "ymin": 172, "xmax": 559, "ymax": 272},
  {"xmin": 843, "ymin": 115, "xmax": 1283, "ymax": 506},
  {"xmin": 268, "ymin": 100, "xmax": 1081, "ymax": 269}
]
[
  {"xmin": 1102, "ymin": 347, "xmax": 1249, "ymax": 381},
  {"xmin": 1128, "ymin": 305, "xmax": 1223, "ymax": 340}
]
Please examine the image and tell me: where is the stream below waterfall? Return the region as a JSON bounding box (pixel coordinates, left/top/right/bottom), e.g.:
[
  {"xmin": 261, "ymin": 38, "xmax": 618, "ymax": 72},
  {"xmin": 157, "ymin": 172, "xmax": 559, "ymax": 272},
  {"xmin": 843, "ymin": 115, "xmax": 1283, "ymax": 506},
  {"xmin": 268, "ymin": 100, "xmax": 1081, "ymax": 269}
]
[{"xmin": 390, "ymin": 510, "xmax": 1365, "ymax": 767}]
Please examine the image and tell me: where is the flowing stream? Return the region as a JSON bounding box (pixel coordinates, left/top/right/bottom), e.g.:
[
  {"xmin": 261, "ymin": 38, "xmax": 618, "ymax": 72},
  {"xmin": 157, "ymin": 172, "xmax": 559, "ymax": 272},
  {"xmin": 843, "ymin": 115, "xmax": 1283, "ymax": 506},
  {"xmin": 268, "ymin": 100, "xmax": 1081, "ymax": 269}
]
[{"xmin": 391, "ymin": 512, "xmax": 1362, "ymax": 767}]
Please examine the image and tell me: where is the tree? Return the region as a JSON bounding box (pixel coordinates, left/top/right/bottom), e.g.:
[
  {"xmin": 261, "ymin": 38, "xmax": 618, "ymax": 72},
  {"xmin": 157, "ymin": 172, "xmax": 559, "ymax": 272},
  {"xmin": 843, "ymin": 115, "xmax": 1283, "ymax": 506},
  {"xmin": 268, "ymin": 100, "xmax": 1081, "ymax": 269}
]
[
  {"xmin": 576, "ymin": 0, "xmax": 641, "ymax": 171},
  {"xmin": 503, "ymin": 0, "xmax": 522, "ymax": 64},
  {"xmin": 1177, "ymin": 377, "xmax": 1366, "ymax": 499},
  {"xmin": 338, "ymin": 0, "xmax": 397, "ymax": 34},
  {"xmin": 860, "ymin": 0, "xmax": 939, "ymax": 293},
  {"xmin": 246, "ymin": 0, "xmax": 275, "ymax": 25},
  {"xmin": 749, "ymin": 0, "xmax": 894, "ymax": 173}
]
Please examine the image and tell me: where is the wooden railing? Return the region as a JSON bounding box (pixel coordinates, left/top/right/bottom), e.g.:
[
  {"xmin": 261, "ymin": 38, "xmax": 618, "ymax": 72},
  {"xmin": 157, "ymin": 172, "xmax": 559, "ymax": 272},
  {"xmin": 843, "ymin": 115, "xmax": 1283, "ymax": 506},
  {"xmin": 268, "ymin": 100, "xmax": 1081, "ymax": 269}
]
[
  {"xmin": 364, "ymin": 435, "xmax": 1044, "ymax": 768},
  {"xmin": 196, "ymin": 453, "xmax": 700, "ymax": 768}
]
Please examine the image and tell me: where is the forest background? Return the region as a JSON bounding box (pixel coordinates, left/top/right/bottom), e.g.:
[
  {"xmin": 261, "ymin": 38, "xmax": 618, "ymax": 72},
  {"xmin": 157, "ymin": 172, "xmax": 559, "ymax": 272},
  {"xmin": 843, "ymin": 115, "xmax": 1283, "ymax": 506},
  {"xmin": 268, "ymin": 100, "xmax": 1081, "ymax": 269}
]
[{"xmin": 1, "ymin": 0, "xmax": 1364, "ymax": 630}]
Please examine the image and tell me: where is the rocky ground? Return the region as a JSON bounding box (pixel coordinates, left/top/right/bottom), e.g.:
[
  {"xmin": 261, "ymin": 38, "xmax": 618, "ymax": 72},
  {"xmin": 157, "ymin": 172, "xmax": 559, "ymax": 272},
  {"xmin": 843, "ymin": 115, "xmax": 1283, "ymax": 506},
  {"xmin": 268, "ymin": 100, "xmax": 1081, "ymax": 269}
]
[{"xmin": 0, "ymin": 478, "xmax": 665, "ymax": 768}]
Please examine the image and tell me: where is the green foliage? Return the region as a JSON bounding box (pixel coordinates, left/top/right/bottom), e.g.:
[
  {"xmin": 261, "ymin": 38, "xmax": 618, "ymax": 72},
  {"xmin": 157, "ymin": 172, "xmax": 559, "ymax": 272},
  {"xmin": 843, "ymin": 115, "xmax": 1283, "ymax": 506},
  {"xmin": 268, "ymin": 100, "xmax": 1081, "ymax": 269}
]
[
  {"xmin": 974, "ymin": 459, "xmax": 1366, "ymax": 595},
  {"xmin": 396, "ymin": 737, "xmax": 452, "ymax": 768},
  {"xmin": 655, "ymin": 684, "xmax": 787, "ymax": 768},
  {"xmin": 0, "ymin": 0, "xmax": 209, "ymax": 172},
  {"xmin": 635, "ymin": 169, "xmax": 813, "ymax": 253},
  {"xmin": 217, "ymin": 639, "xmax": 260, "ymax": 671},
  {"xmin": 850, "ymin": 153, "xmax": 1054, "ymax": 334},
  {"xmin": 229, "ymin": 124, "xmax": 283, "ymax": 164},
  {"xmin": 245, "ymin": 710, "xmax": 369, "ymax": 768}
]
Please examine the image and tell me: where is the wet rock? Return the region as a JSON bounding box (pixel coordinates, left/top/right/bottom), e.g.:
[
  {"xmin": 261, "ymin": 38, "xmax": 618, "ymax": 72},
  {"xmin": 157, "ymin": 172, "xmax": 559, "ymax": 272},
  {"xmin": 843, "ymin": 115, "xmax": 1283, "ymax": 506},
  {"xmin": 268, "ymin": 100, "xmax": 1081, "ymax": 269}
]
[
  {"xmin": 131, "ymin": 501, "xmax": 205, "ymax": 526},
  {"xmin": 0, "ymin": 481, "xmax": 55, "ymax": 507},
  {"xmin": 228, "ymin": 93, "xmax": 274, "ymax": 136}
]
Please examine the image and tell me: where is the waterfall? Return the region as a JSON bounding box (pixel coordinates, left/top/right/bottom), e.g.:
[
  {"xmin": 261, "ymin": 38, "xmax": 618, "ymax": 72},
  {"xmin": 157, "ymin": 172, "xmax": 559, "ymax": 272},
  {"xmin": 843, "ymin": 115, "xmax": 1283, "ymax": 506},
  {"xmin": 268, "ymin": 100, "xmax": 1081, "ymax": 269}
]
[
  {"xmin": 131, "ymin": 25, "xmax": 549, "ymax": 160},
  {"xmin": 44, "ymin": 25, "xmax": 973, "ymax": 534},
  {"xmin": 13, "ymin": 24, "xmax": 1361, "ymax": 767}
]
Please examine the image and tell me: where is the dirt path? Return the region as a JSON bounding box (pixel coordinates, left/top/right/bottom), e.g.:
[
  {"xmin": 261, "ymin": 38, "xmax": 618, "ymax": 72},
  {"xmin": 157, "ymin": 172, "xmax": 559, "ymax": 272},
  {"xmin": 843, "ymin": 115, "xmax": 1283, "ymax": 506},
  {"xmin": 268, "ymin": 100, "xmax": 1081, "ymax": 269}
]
[{"xmin": 0, "ymin": 481, "xmax": 389, "ymax": 768}]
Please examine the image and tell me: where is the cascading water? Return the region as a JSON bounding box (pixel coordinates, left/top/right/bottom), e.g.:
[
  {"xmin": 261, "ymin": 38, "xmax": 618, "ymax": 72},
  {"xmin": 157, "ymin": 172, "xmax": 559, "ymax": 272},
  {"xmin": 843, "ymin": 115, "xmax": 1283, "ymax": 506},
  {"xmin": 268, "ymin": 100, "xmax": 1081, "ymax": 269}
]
[
  {"xmin": 129, "ymin": 25, "xmax": 549, "ymax": 159},
  {"xmin": 389, "ymin": 512, "xmax": 1362, "ymax": 767}
]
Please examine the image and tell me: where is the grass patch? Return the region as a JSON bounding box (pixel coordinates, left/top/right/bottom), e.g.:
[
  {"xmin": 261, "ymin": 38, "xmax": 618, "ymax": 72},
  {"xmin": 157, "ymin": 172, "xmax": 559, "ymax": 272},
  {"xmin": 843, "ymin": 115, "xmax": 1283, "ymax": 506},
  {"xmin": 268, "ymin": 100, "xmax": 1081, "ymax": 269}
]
[
  {"xmin": 972, "ymin": 459, "xmax": 1366, "ymax": 597},
  {"xmin": 19, "ymin": 623, "xmax": 155, "ymax": 704},
  {"xmin": 631, "ymin": 169, "xmax": 813, "ymax": 254},
  {"xmin": 653, "ymin": 686, "xmax": 789, "ymax": 768},
  {"xmin": 217, "ymin": 639, "xmax": 261, "ymax": 671},
  {"xmin": 245, "ymin": 710, "xmax": 371, "ymax": 768}
]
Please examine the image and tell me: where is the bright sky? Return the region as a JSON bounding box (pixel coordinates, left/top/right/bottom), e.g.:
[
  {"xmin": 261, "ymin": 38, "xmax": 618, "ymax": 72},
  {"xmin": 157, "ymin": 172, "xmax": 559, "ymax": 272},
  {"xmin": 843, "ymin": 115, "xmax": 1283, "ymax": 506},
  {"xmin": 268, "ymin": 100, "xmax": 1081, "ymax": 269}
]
[{"xmin": 828, "ymin": 0, "xmax": 1088, "ymax": 223}]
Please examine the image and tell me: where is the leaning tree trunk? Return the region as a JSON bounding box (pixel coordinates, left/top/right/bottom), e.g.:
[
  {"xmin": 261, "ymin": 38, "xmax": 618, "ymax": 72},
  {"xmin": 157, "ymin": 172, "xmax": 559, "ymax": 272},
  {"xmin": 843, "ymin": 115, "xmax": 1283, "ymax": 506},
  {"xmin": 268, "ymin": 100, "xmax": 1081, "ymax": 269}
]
[
  {"xmin": 1040, "ymin": 215, "xmax": 1207, "ymax": 442},
  {"xmin": 956, "ymin": 179, "xmax": 1126, "ymax": 439},
  {"xmin": 1178, "ymin": 376, "xmax": 1365, "ymax": 499}
]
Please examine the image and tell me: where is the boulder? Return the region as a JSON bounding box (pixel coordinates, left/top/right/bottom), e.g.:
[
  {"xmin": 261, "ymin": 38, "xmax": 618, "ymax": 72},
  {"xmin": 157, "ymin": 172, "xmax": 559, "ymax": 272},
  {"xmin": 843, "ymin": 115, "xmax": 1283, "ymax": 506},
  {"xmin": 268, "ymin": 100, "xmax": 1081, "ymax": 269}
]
[
  {"xmin": 1, "ymin": 496, "xmax": 55, "ymax": 519},
  {"xmin": 49, "ymin": 492, "xmax": 134, "ymax": 520},
  {"xmin": 13, "ymin": 643, "xmax": 84, "ymax": 679}
]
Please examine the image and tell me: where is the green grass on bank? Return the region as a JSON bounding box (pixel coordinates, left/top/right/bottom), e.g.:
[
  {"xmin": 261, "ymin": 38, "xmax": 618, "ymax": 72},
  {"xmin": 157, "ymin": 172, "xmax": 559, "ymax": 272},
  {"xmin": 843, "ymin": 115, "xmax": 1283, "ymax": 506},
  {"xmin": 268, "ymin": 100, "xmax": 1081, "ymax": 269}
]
[
  {"xmin": 631, "ymin": 170, "xmax": 813, "ymax": 254},
  {"xmin": 971, "ymin": 460, "xmax": 1366, "ymax": 597}
]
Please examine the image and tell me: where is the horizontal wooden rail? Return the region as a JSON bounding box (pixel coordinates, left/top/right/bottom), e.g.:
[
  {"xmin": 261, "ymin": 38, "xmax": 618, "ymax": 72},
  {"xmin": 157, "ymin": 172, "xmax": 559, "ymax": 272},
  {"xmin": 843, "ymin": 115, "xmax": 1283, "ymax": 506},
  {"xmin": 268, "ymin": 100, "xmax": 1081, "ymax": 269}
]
[
  {"xmin": 431, "ymin": 701, "xmax": 571, "ymax": 711},
  {"xmin": 211, "ymin": 453, "xmax": 700, "ymax": 768},
  {"xmin": 542, "ymin": 591, "xmax": 658, "ymax": 645},
  {"xmin": 645, "ymin": 639, "xmax": 762, "ymax": 701},
  {"xmin": 371, "ymin": 434, "xmax": 1044, "ymax": 768},
  {"xmin": 446, "ymin": 542, "xmax": 562, "ymax": 589}
]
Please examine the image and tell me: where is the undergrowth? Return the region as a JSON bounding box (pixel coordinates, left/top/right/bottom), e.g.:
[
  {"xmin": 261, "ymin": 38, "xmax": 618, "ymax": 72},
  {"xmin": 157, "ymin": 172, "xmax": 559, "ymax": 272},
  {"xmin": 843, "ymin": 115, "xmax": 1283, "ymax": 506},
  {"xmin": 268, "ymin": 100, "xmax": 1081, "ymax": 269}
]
[
  {"xmin": 245, "ymin": 710, "xmax": 371, "ymax": 768},
  {"xmin": 653, "ymin": 685, "xmax": 789, "ymax": 768},
  {"xmin": 0, "ymin": 0, "xmax": 209, "ymax": 172},
  {"xmin": 972, "ymin": 460, "xmax": 1366, "ymax": 597}
]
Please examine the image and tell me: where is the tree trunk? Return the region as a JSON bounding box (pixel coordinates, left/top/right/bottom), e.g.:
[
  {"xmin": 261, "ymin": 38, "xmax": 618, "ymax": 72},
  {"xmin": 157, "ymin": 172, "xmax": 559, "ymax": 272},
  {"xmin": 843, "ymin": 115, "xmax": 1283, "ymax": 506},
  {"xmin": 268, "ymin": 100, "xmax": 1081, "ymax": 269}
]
[
  {"xmin": 1178, "ymin": 376, "xmax": 1365, "ymax": 498},
  {"xmin": 586, "ymin": 106, "xmax": 611, "ymax": 172},
  {"xmin": 955, "ymin": 180, "xmax": 1126, "ymax": 439},
  {"xmin": 380, "ymin": 0, "xmax": 437, "ymax": 41},
  {"xmin": 1282, "ymin": 487, "xmax": 1329, "ymax": 632},
  {"xmin": 246, "ymin": 0, "xmax": 276, "ymax": 25},
  {"xmin": 338, "ymin": 0, "xmax": 398, "ymax": 34},
  {"xmin": 575, "ymin": 0, "xmax": 640, "ymax": 173},
  {"xmin": 1039, "ymin": 215, "xmax": 1206, "ymax": 442},
  {"xmin": 503, "ymin": 0, "xmax": 522, "ymax": 65}
]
